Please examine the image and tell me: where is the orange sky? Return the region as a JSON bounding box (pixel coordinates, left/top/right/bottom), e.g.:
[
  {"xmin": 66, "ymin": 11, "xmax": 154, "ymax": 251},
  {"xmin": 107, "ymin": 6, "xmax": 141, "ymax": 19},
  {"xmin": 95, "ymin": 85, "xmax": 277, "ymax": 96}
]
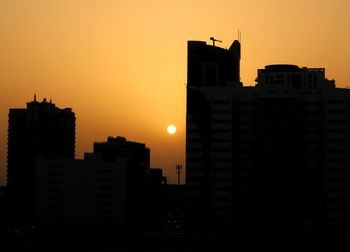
[{"xmin": 1, "ymin": 0, "xmax": 350, "ymax": 185}]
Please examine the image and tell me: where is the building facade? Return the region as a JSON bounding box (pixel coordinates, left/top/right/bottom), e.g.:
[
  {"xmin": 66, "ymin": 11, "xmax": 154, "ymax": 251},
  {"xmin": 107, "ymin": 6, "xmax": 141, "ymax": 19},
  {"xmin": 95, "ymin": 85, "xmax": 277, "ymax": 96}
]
[
  {"xmin": 186, "ymin": 40, "xmax": 350, "ymax": 239},
  {"xmin": 7, "ymin": 97, "xmax": 75, "ymax": 227},
  {"xmin": 93, "ymin": 136, "xmax": 151, "ymax": 234},
  {"xmin": 186, "ymin": 39, "xmax": 242, "ymax": 235},
  {"xmin": 36, "ymin": 155, "xmax": 127, "ymax": 239},
  {"xmin": 36, "ymin": 136, "xmax": 166, "ymax": 239}
]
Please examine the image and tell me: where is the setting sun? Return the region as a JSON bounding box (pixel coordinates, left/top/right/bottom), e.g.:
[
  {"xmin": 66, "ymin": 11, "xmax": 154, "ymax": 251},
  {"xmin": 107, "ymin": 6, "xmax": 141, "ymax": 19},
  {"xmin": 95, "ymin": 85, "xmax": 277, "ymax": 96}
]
[
  {"xmin": 167, "ymin": 125, "xmax": 176, "ymax": 135},
  {"xmin": 1, "ymin": 0, "xmax": 350, "ymax": 185}
]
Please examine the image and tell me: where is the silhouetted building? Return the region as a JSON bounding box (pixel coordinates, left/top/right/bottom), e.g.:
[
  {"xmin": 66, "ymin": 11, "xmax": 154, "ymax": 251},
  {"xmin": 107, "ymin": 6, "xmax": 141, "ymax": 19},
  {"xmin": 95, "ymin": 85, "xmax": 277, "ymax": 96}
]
[
  {"xmin": 93, "ymin": 136, "xmax": 151, "ymax": 235},
  {"xmin": 146, "ymin": 168, "xmax": 168, "ymax": 232},
  {"xmin": 7, "ymin": 96, "xmax": 75, "ymax": 227},
  {"xmin": 35, "ymin": 136, "xmax": 166, "ymax": 240},
  {"xmin": 0, "ymin": 186, "xmax": 7, "ymax": 232},
  {"xmin": 186, "ymin": 39, "xmax": 242, "ymax": 236},
  {"xmin": 186, "ymin": 39, "xmax": 350, "ymax": 240},
  {"xmin": 163, "ymin": 184, "xmax": 186, "ymax": 236},
  {"xmin": 36, "ymin": 155, "xmax": 127, "ymax": 239}
]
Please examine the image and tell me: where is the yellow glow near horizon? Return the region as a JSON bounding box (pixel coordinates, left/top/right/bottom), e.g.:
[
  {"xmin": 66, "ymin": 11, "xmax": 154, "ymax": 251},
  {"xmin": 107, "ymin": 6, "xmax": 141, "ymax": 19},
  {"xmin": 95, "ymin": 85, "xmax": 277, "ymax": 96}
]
[{"xmin": 0, "ymin": 0, "xmax": 350, "ymax": 184}]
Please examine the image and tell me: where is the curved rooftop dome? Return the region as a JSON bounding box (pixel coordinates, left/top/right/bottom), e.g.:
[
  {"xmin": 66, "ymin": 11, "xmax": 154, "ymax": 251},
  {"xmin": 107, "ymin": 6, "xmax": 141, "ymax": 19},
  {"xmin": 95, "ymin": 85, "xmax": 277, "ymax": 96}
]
[{"xmin": 264, "ymin": 64, "xmax": 300, "ymax": 72}]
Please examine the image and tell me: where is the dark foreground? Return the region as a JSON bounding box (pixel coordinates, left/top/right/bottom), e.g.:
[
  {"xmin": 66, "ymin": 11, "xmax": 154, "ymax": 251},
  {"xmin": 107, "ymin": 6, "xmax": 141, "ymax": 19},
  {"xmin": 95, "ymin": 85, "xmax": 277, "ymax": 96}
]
[{"xmin": 2, "ymin": 231, "xmax": 350, "ymax": 252}]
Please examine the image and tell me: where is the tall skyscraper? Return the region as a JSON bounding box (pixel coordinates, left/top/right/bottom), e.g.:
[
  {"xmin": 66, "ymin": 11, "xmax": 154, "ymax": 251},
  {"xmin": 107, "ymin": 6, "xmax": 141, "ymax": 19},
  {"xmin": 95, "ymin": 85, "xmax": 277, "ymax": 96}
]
[
  {"xmin": 7, "ymin": 96, "xmax": 75, "ymax": 227},
  {"xmin": 186, "ymin": 39, "xmax": 350, "ymax": 239},
  {"xmin": 186, "ymin": 39, "xmax": 242, "ymax": 235}
]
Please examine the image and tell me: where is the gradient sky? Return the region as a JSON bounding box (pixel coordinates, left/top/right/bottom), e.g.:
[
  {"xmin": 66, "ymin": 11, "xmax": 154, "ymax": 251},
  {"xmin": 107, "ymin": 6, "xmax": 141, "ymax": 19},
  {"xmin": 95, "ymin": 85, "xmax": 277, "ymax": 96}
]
[{"xmin": 1, "ymin": 0, "xmax": 350, "ymax": 185}]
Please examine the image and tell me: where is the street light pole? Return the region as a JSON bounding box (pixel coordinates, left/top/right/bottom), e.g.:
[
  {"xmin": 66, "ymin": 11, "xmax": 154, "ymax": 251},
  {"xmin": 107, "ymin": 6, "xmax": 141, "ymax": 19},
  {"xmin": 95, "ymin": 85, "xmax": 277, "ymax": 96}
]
[{"xmin": 176, "ymin": 164, "xmax": 182, "ymax": 185}]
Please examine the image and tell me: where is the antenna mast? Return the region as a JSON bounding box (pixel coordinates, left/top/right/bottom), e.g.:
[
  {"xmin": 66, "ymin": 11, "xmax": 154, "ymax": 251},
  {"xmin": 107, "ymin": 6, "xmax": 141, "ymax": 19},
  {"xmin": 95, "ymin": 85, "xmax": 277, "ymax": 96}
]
[
  {"xmin": 210, "ymin": 37, "xmax": 222, "ymax": 47},
  {"xmin": 176, "ymin": 164, "xmax": 183, "ymax": 184}
]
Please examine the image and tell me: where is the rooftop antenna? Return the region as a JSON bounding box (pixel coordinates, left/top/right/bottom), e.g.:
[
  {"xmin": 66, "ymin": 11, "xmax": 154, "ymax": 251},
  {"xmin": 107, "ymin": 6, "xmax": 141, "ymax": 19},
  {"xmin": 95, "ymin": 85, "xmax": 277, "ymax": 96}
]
[
  {"xmin": 210, "ymin": 37, "xmax": 222, "ymax": 47},
  {"xmin": 34, "ymin": 93, "xmax": 37, "ymax": 102}
]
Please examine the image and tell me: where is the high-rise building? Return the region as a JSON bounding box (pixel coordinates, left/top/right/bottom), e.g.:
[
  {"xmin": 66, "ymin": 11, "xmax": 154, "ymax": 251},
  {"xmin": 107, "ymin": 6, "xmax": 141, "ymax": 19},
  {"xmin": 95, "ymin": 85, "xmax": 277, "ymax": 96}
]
[
  {"xmin": 186, "ymin": 39, "xmax": 350, "ymax": 239},
  {"xmin": 36, "ymin": 155, "xmax": 128, "ymax": 239},
  {"xmin": 36, "ymin": 136, "xmax": 166, "ymax": 239},
  {"xmin": 93, "ymin": 136, "xmax": 152, "ymax": 234},
  {"xmin": 186, "ymin": 39, "xmax": 242, "ymax": 235},
  {"xmin": 7, "ymin": 96, "xmax": 75, "ymax": 227}
]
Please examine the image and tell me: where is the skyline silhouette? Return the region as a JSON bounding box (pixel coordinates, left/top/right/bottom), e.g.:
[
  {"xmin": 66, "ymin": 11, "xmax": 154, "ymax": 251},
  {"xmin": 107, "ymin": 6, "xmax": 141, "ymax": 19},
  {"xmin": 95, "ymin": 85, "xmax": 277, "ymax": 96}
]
[
  {"xmin": 2, "ymin": 36, "xmax": 350, "ymax": 251},
  {"xmin": 1, "ymin": 3, "xmax": 350, "ymax": 251},
  {"xmin": 3, "ymin": 99, "xmax": 180, "ymax": 249},
  {"xmin": 2, "ymin": 0, "xmax": 350, "ymax": 186},
  {"xmin": 186, "ymin": 38, "xmax": 350, "ymax": 243},
  {"xmin": 7, "ymin": 97, "xmax": 76, "ymax": 228}
]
